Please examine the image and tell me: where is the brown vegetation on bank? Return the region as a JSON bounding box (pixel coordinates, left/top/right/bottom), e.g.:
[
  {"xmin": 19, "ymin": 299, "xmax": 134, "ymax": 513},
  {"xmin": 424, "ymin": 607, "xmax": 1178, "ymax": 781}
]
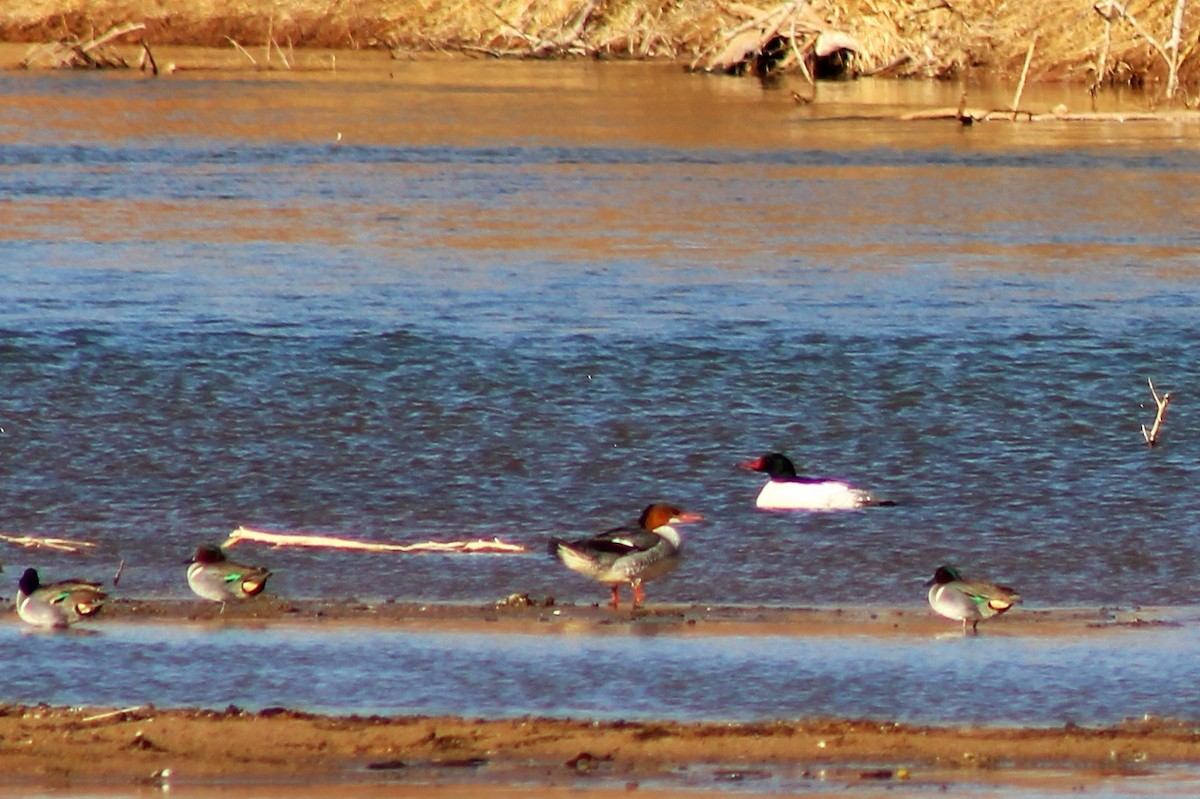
[{"xmin": 3, "ymin": 0, "xmax": 1200, "ymax": 93}]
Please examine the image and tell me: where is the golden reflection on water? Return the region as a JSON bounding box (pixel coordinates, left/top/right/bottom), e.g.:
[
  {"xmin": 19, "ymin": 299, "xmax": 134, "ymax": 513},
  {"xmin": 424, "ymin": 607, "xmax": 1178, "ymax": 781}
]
[{"xmin": 2, "ymin": 49, "xmax": 1199, "ymax": 282}]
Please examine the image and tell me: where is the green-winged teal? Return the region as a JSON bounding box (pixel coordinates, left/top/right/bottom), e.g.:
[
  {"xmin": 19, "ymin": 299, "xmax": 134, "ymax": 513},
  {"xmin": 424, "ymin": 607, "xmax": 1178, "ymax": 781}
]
[
  {"xmin": 926, "ymin": 564, "xmax": 1021, "ymax": 634},
  {"xmin": 16, "ymin": 567, "xmax": 107, "ymax": 629},
  {"xmin": 186, "ymin": 544, "xmax": 273, "ymax": 608}
]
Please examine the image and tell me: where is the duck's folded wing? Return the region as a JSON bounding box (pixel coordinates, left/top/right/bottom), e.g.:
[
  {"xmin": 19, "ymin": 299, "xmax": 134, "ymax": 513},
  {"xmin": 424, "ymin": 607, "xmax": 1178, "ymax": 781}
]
[
  {"xmin": 46, "ymin": 581, "xmax": 105, "ymax": 604},
  {"xmin": 958, "ymin": 580, "xmax": 1021, "ymax": 608},
  {"xmin": 589, "ymin": 526, "xmax": 662, "ymax": 554}
]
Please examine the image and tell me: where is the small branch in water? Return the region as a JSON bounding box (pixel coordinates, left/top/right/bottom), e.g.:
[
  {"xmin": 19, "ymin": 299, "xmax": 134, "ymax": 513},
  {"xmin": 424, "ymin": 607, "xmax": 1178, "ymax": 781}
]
[
  {"xmin": 270, "ymin": 35, "xmax": 293, "ymax": 69},
  {"xmin": 139, "ymin": 40, "xmax": 158, "ymax": 75},
  {"xmin": 113, "ymin": 558, "xmax": 127, "ymax": 586},
  {"xmin": 226, "ymin": 37, "xmax": 258, "ymax": 65},
  {"xmin": 1141, "ymin": 378, "xmax": 1171, "ymax": 446}
]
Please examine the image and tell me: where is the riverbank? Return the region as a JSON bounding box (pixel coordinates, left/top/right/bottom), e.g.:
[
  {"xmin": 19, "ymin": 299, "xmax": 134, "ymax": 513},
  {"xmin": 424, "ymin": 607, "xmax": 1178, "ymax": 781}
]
[
  {"xmin": 3, "ymin": 604, "xmax": 1199, "ymax": 794},
  {"xmin": 2, "ymin": 701, "xmax": 1199, "ymax": 792},
  {"xmin": 1, "ymin": 0, "xmax": 1194, "ymax": 89},
  {"xmin": 5, "ymin": 600, "xmax": 1199, "ymax": 796}
]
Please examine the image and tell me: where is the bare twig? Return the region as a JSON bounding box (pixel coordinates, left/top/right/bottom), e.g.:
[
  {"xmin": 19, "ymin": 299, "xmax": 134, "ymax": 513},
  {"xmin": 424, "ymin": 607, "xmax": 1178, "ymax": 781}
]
[
  {"xmin": 1092, "ymin": 3, "xmax": 1114, "ymax": 96},
  {"xmin": 113, "ymin": 558, "xmax": 127, "ymax": 586},
  {"xmin": 226, "ymin": 37, "xmax": 258, "ymax": 65},
  {"xmin": 271, "ymin": 36, "xmax": 292, "ymax": 69},
  {"xmin": 788, "ymin": 15, "xmax": 814, "ymax": 84},
  {"xmin": 139, "ymin": 40, "xmax": 158, "ymax": 76},
  {"xmin": 1141, "ymin": 378, "xmax": 1171, "ymax": 446},
  {"xmin": 78, "ymin": 22, "xmax": 146, "ymax": 55}
]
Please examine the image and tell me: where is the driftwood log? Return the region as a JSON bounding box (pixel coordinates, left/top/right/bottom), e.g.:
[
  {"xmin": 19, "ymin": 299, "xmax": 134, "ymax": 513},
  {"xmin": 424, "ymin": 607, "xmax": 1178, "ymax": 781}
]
[
  {"xmin": 20, "ymin": 22, "xmax": 146, "ymax": 69},
  {"xmin": 898, "ymin": 106, "xmax": 1200, "ymax": 123},
  {"xmin": 693, "ymin": 1, "xmax": 858, "ymax": 79},
  {"xmin": 221, "ymin": 525, "xmax": 528, "ymax": 554},
  {"xmin": 0, "ymin": 533, "xmax": 97, "ymax": 554}
]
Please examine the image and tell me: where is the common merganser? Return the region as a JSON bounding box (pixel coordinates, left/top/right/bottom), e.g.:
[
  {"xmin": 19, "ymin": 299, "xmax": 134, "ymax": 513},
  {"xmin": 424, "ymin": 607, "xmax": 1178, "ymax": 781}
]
[
  {"xmin": 549, "ymin": 503, "xmax": 703, "ymax": 610},
  {"xmin": 925, "ymin": 564, "xmax": 1021, "ymax": 635},
  {"xmin": 739, "ymin": 452, "xmax": 886, "ymax": 510},
  {"xmin": 16, "ymin": 567, "xmax": 108, "ymax": 629},
  {"xmin": 186, "ymin": 544, "xmax": 273, "ymax": 609}
]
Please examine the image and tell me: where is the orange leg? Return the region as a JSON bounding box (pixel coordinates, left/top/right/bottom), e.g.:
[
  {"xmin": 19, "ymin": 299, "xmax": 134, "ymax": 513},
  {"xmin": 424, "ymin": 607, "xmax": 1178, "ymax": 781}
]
[
  {"xmin": 610, "ymin": 584, "xmax": 621, "ymax": 610},
  {"xmin": 632, "ymin": 581, "xmax": 645, "ymax": 608}
]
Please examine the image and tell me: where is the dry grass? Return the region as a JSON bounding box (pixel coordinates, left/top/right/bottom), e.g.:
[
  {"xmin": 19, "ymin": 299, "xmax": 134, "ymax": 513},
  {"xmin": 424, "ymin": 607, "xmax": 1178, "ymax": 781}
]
[{"xmin": 3, "ymin": 0, "xmax": 1200, "ymax": 90}]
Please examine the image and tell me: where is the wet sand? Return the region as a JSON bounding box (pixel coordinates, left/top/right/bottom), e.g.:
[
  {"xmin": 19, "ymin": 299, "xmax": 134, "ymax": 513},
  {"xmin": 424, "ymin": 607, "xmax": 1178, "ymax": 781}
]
[
  {"xmin": 96, "ymin": 594, "xmax": 1193, "ymax": 637},
  {"xmin": 3, "ymin": 699, "xmax": 1199, "ymax": 793},
  {"xmin": 3, "ymin": 600, "xmax": 1198, "ymax": 796}
]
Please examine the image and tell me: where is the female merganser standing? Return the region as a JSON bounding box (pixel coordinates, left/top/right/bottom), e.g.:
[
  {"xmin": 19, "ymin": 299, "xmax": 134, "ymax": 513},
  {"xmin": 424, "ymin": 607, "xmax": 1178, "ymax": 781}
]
[
  {"xmin": 186, "ymin": 544, "xmax": 273, "ymax": 610},
  {"xmin": 16, "ymin": 567, "xmax": 108, "ymax": 629},
  {"xmin": 739, "ymin": 452, "xmax": 885, "ymax": 510},
  {"xmin": 925, "ymin": 564, "xmax": 1021, "ymax": 634},
  {"xmin": 549, "ymin": 503, "xmax": 703, "ymax": 610}
]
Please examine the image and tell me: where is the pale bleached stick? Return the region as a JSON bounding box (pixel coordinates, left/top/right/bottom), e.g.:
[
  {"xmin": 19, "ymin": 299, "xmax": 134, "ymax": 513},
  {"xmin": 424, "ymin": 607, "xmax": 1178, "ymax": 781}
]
[
  {"xmin": 81, "ymin": 706, "xmax": 146, "ymax": 723},
  {"xmin": 1141, "ymin": 378, "xmax": 1171, "ymax": 446},
  {"xmin": 77, "ymin": 22, "xmax": 146, "ymax": 55},
  {"xmin": 1010, "ymin": 35, "xmax": 1037, "ymax": 120},
  {"xmin": 222, "ymin": 526, "xmax": 527, "ymax": 554},
  {"xmin": 0, "ymin": 533, "xmax": 97, "ymax": 553},
  {"xmin": 226, "ymin": 37, "xmax": 258, "ymax": 65}
]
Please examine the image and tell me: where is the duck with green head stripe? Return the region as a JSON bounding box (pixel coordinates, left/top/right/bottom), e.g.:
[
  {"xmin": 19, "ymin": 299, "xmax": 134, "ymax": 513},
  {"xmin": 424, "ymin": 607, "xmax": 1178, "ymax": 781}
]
[
  {"xmin": 186, "ymin": 544, "xmax": 273, "ymax": 611},
  {"xmin": 925, "ymin": 564, "xmax": 1021, "ymax": 634},
  {"xmin": 16, "ymin": 567, "xmax": 108, "ymax": 629}
]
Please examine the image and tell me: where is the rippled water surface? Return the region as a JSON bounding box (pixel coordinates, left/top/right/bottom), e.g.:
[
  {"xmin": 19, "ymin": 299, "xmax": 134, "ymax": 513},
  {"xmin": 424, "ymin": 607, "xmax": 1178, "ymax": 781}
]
[{"xmin": 2, "ymin": 57, "xmax": 1200, "ymax": 614}]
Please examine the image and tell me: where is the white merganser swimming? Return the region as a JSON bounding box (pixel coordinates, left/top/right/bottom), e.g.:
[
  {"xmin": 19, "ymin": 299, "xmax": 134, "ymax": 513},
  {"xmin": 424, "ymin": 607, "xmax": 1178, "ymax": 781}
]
[
  {"xmin": 739, "ymin": 452, "xmax": 888, "ymax": 511},
  {"xmin": 549, "ymin": 503, "xmax": 703, "ymax": 610},
  {"xmin": 925, "ymin": 564, "xmax": 1021, "ymax": 635}
]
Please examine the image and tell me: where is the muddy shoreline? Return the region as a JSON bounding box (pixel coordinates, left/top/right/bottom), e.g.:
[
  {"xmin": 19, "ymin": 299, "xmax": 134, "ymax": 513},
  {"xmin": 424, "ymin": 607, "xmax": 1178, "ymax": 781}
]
[
  {"xmin": 3, "ymin": 602, "xmax": 1198, "ymax": 794},
  {"xmin": 2, "ymin": 691, "xmax": 1199, "ymax": 791}
]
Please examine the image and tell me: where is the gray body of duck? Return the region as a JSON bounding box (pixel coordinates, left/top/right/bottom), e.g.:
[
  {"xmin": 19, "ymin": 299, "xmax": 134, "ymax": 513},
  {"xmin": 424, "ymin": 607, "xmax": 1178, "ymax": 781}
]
[
  {"xmin": 549, "ymin": 502, "xmax": 702, "ymax": 610},
  {"xmin": 186, "ymin": 544, "xmax": 273, "ymax": 607},
  {"xmin": 16, "ymin": 567, "xmax": 108, "ymax": 629},
  {"xmin": 925, "ymin": 564, "xmax": 1021, "ymax": 634}
]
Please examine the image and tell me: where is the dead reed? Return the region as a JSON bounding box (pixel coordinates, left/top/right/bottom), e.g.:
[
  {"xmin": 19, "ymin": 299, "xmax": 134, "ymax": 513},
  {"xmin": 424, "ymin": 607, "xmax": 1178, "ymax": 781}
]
[{"xmin": 5, "ymin": 0, "xmax": 1200, "ymax": 94}]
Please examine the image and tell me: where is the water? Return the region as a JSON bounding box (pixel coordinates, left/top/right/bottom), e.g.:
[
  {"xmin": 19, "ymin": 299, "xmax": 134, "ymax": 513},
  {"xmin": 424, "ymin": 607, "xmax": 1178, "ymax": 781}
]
[
  {"xmin": 4, "ymin": 59, "xmax": 1200, "ymax": 799},
  {"xmin": 2, "ymin": 56, "xmax": 1200, "ymax": 722},
  {"xmin": 5, "ymin": 621, "xmax": 1200, "ymax": 725}
]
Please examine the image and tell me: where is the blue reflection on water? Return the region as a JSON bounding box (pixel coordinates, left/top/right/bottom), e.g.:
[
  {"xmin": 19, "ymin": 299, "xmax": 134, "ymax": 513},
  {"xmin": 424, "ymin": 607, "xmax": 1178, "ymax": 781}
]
[{"xmin": 4, "ymin": 621, "xmax": 1199, "ymax": 725}]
